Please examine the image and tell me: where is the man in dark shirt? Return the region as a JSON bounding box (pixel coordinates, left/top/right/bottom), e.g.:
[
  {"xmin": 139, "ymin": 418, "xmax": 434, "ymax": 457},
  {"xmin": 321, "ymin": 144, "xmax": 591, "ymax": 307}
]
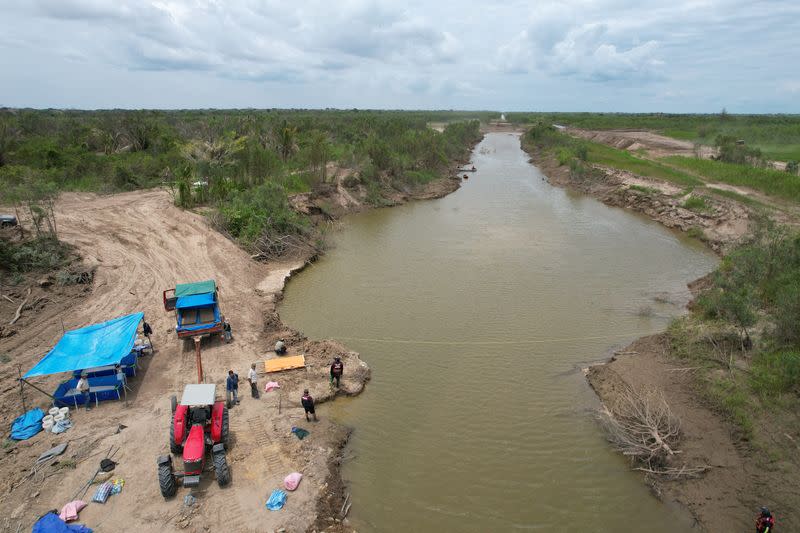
[
  {"xmin": 330, "ymin": 357, "xmax": 344, "ymax": 388},
  {"xmin": 226, "ymin": 370, "xmax": 239, "ymax": 407},
  {"xmin": 301, "ymin": 389, "xmax": 317, "ymax": 421}
]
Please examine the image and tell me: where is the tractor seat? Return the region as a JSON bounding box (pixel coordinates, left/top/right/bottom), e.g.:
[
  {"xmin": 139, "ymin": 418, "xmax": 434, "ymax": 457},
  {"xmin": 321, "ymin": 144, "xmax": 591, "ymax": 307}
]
[{"xmin": 189, "ymin": 406, "xmax": 210, "ymax": 425}]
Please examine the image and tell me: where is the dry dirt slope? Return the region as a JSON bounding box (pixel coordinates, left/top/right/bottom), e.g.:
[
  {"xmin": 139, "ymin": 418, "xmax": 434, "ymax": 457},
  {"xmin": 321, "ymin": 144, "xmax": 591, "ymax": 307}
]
[{"xmin": 1, "ymin": 189, "xmax": 361, "ymax": 532}]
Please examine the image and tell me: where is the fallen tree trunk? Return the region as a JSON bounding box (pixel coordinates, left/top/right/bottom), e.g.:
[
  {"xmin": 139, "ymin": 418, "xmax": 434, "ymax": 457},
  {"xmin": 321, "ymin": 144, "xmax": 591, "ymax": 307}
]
[{"xmin": 9, "ymin": 288, "xmax": 31, "ymax": 325}]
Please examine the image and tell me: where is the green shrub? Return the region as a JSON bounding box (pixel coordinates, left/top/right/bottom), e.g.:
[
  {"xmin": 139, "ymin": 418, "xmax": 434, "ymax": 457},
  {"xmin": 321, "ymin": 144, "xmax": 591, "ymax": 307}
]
[
  {"xmin": 0, "ymin": 237, "xmax": 73, "ymax": 273},
  {"xmin": 217, "ymin": 182, "xmax": 308, "ymax": 247},
  {"xmin": 750, "ymin": 351, "xmax": 800, "ymax": 398},
  {"xmin": 682, "ymin": 195, "xmax": 710, "ymax": 212},
  {"xmin": 628, "ymin": 184, "xmax": 657, "ymax": 194}
]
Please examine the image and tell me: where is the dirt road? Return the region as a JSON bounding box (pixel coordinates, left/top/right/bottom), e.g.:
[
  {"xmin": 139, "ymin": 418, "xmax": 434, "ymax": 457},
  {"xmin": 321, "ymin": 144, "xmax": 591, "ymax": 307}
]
[
  {"xmin": 0, "ymin": 189, "xmax": 367, "ymax": 532},
  {"xmin": 567, "ymin": 128, "xmax": 717, "ymax": 159}
]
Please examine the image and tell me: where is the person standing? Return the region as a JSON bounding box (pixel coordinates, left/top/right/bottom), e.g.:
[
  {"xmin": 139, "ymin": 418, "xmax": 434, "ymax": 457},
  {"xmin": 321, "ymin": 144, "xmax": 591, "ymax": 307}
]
[
  {"xmin": 275, "ymin": 339, "xmax": 287, "ymax": 355},
  {"xmin": 76, "ymin": 372, "xmax": 91, "ymax": 411},
  {"xmin": 756, "ymin": 507, "xmax": 775, "ymax": 532},
  {"xmin": 247, "ymin": 363, "xmax": 259, "ymax": 399},
  {"xmin": 142, "ymin": 321, "xmax": 154, "ymax": 351},
  {"xmin": 330, "ymin": 356, "xmax": 344, "ymax": 388},
  {"xmin": 223, "ymin": 321, "xmax": 232, "ymax": 343},
  {"xmin": 226, "ymin": 370, "xmax": 239, "ymax": 407},
  {"xmin": 301, "ymin": 389, "xmax": 317, "ymax": 421}
]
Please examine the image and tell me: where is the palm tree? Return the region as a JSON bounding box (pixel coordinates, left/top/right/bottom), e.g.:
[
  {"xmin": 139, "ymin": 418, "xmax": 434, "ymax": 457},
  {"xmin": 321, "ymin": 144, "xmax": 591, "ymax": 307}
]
[{"xmin": 276, "ymin": 122, "xmax": 298, "ymax": 162}]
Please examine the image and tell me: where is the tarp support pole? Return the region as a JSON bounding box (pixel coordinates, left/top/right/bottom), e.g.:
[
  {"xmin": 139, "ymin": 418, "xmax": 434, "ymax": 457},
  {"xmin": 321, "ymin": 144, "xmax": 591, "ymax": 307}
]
[
  {"xmin": 17, "ymin": 365, "xmax": 27, "ymax": 415},
  {"xmin": 19, "ymin": 378, "xmax": 57, "ymax": 402},
  {"xmin": 194, "ymin": 337, "xmax": 204, "ymax": 383}
]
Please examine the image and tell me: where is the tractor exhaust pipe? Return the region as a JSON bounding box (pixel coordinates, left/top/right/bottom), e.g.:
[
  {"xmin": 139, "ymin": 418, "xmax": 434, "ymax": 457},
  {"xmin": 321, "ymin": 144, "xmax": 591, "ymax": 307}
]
[{"xmin": 194, "ymin": 337, "xmax": 203, "ymax": 382}]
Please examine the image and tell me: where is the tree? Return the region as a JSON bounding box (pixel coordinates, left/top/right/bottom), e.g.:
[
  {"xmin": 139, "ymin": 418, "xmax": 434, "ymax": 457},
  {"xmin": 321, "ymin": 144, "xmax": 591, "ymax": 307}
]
[
  {"xmin": 0, "ymin": 116, "xmax": 19, "ymax": 167},
  {"xmin": 307, "ymin": 130, "xmax": 331, "ymax": 183},
  {"xmin": 276, "ymin": 122, "xmax": 298, "ymax": 162}
]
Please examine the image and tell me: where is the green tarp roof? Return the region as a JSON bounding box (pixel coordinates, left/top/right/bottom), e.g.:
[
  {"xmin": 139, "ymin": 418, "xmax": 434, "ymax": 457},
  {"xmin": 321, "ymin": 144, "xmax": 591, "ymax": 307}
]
[{"xmin": 175, "ymin": 279, "xmax": 216, "ymax": 297}]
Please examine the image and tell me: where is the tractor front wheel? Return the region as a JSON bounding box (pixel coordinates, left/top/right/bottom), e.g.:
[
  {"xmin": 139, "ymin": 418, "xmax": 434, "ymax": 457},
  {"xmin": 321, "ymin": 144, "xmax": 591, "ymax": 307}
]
[
  {"xmin": 221, "ymin": 406, "xmax": 230, "ymax": 449},
  {"xmin": 158, "ymin": 459, "xmax": 177, "ymax": 498},
  {"xmin": 213, "ymin": 451, "xmax": 231, "ymax": 487},
  {"xmin": 170, "ymin": 395, "xmax": 177, "ymax": 414}
]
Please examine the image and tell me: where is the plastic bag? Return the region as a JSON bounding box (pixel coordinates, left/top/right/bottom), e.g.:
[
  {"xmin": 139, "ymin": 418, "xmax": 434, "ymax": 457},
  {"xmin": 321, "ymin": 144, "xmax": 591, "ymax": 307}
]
[
  {"xmin": 92, "ymin": 482, "xmax": 113, "ymax": 503},
  {"xmin": 283, "ymin": 472, "xmax": 302, "ymax": 491},
  {"xmin": 266, "ymin": 489, "xmax": 287, "ymax": 511}
]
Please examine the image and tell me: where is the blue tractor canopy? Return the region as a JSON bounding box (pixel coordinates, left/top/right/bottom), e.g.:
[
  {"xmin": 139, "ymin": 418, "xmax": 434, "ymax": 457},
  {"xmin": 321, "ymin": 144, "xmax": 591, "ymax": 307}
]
[{"xmin": 163, "ymin": 280, "xmax": 224, "ymax": 338}]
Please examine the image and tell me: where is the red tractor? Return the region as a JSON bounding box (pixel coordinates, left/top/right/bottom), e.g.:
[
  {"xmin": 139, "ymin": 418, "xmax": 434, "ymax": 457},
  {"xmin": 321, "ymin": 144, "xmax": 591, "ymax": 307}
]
[{"xmin": 157, "ymin": 384, "xmax": 231, "ymax": 498}]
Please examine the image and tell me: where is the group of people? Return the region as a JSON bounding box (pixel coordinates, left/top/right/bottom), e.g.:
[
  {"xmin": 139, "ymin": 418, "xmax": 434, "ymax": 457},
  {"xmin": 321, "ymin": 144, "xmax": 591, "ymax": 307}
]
[{"xmin": 223, "ymin": 339, "xmax": 346, "ymax": 423}]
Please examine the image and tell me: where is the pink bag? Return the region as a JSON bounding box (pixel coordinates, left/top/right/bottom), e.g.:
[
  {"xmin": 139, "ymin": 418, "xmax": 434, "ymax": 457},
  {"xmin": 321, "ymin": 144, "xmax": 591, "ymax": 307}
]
[
  {"xmin": 59, "ymin": 500, "xmax": 87, "ymax": 521},
  {"xmin": 283, "ymin": 472, "xmax": 303, "ymax": 491},
  {"xmin": 264, "ymin": 381, "xmax": 280, "ymax": 392}
]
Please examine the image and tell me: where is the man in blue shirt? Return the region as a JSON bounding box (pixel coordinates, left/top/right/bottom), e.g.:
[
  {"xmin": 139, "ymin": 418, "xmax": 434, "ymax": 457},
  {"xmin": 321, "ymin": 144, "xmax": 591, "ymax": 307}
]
[{"xmin": 226, "ymin": 370, "xmax": 239, "ymax": 407}]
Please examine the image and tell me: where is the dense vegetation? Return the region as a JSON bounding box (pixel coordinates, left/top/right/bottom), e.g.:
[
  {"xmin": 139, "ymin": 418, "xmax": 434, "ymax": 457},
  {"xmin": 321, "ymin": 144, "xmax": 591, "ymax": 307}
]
[
  {"xmin": 668, "ymin": 221, "xmax": 800, "ymax": 438},
  {"xmin": 508, "ymin": 111, "xmax": 800, "ymax": 162},
  {"xmin": 0, "ymin": 109, "xmax": 483, "ymax": 260}
]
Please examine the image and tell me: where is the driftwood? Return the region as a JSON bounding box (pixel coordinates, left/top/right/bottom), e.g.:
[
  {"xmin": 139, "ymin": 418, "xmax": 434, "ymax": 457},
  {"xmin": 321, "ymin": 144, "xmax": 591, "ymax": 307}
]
[
  {"xmin": 598, "ymin": 387, "xmax": 683, "ymax": 471},
  {"xmin": 2, "ymin": 294, "xmax": 14, "ymax": 303},
  {"xmin": 9, "ymin": 288, "xmax": 31, "ymax": 325}
]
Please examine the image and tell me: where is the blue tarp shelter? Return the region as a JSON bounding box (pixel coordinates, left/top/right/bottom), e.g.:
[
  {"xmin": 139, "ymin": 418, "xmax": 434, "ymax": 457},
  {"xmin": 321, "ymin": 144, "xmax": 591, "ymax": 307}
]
[{"xmin": 24, "ymin": 313, "xmax": 144, "ymax": 379}]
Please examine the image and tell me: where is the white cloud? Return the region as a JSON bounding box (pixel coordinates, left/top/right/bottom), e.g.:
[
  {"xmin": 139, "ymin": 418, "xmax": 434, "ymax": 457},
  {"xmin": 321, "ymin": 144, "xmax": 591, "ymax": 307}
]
[{"xmin": 0, "ymin": 0, "xmax": 797, "ymax": 111}]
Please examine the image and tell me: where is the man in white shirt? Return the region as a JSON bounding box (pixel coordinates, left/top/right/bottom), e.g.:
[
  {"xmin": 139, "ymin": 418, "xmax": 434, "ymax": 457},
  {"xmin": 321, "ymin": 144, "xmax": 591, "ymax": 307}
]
[
  {"xmin": 247, "ymin": 363, "xmax": 260, "ymax": 399},
  {"xmin": 76, "ymin": 372, "xmax": 91, "ymax": 410}
]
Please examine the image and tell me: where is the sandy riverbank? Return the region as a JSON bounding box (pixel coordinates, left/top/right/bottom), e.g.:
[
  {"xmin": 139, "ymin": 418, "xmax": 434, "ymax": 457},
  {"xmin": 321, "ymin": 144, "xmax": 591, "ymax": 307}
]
[{"xmin": 0, "ymin": 147, "xmax": 474, "ymax": 532}]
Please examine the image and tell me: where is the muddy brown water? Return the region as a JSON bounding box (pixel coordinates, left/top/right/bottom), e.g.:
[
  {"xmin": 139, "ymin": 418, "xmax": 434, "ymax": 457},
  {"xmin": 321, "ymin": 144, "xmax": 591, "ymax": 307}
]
[{"xmin": 281, "ymin": 133, "xmax": 718, "ymax": 532}]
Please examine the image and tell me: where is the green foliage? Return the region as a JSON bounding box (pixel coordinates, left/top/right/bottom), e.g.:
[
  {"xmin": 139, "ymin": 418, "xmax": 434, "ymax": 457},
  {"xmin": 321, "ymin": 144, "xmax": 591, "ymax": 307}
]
[
  {"xmin": 0, "ymin": 237, "xmax": 73, "ymax": 273},
  {"xmin": 706, "ymin": 375, "xmax": 754, "ymax": 438},
  {"xmin": 507, "ymin": 111, "xmax": 800, "ymax": 162},
  {"xmin": 787, "ymin": 160, "xmax": 799, "ymax": 175},
  {"xmin": 682, "ymin": 195, "xmax": 710, "ymax": 212},
  {"xmin": 750, "ymin": 351, "xmax": 800, "ymax": 398},
  {"xmin": 664, "ymin": 156, "xmax": 800, "ymax": 201},
  {"xmin": 588, "ymin": 143, "xmax": 700, "ymax": 186},
  {"xmin": 685, "ymin": 226, "xmax": 706, "ymax": 240},
  {"xmin": 217, "ymin": 182, "xmax": 308, "ymax": 246},
  {"xmin": 714, "ymin": 135, "xmax": 764, "ymax": 166},
  {"xmin": 628, "ymin": 184, "xmax": 658, "ymax": 195}
]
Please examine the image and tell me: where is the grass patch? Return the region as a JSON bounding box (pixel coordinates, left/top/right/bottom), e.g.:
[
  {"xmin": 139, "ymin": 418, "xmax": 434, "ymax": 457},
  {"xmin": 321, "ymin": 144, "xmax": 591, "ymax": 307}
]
[
  {"xmin": 755, "ymin": 144, "xmax": 800, "ymax": 162},
  {"xmin": 685, "ymin": 226, "xmax": 706, "ymax": 240},
  {"xmin": 703, "ymin": 187, "xmax": 764, "ymax": 208},
  {"xmin": 628, "ymin": 184, "xmax": 658, "ymax": 195},
  {"xmin": 587, "ymin": 143, "xmax": 701, "ymax": 187},
  {"xmin": 706, "ymin": 375, "xmax": 754, "ymax": 439},
  {"xmin": 750, "ymin": 351, "xmax": 800, "ymax": 400},
  {"xmin": 682, "ymin": 195, "xmax": 711, "ymax": 212},
  {"xmin": 663, "ymin": 156, "xmax": 800, "ymax": 202}
]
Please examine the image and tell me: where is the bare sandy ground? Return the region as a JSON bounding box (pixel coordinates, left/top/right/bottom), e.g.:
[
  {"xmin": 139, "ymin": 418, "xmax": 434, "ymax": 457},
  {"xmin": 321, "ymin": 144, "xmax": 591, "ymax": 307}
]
[
  {"xmin": 567, "ymin": 128, "xmax": 717, "ymax": 159},
  {"xmin": 0, "ymin": 189, "xmax": 368, "ymax": 532}
]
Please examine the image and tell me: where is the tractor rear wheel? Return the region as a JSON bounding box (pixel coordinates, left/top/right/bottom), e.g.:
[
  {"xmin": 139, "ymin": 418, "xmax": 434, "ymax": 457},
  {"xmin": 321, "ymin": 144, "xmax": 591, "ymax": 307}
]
[
  {"xmin": 169, "ymin": 420, "xmax": 183, "ymax": 454},
  {"xmin": 221, "ymin": 406, "xmax": 229, "ymax": 449},
  {"xmin": 158, "ymin": 461, "xmax": 177, "ymax": 498},
  {"xmin": 213, "ymin": 451, "xmax": 231, "ymax": 487}
]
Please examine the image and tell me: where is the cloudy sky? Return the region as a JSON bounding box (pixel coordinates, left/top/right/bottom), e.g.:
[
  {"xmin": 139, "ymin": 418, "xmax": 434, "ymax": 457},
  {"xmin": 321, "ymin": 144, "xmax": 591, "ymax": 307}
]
[{"xmin": 1, "ymin": 0, "xmax": 798, "ymax": 112}]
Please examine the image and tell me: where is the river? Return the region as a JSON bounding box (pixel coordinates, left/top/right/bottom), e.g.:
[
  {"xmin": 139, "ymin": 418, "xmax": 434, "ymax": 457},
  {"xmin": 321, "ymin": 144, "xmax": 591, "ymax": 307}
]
[{"xmin": 280, "ymin": 132, "xmax": 718, "ymax": 532}]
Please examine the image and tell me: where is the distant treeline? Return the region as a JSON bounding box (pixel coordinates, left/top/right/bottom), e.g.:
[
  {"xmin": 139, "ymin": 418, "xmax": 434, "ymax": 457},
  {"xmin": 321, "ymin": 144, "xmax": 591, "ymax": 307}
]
[{"xmin": 0, "ymin": 109, "xmax": 484, "ymax": 261}]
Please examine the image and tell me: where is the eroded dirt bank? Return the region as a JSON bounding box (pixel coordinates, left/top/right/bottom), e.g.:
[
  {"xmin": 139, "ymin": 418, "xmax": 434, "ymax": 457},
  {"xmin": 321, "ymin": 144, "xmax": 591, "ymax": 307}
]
[{"xmin": 0, "ymin": 159, "xmax": 469, "ymax": 532}]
